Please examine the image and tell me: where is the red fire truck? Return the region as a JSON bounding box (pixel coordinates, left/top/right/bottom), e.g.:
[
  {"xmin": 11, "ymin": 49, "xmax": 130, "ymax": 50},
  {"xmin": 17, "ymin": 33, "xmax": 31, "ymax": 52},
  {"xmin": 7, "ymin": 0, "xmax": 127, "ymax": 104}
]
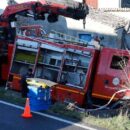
[
  {"xmin": 0, "ymin": 0, "xmax": 130, "ymax": 108},
  {"xmin": 7, "ymin": 34, "xmax": 130, "ymax": 108}
]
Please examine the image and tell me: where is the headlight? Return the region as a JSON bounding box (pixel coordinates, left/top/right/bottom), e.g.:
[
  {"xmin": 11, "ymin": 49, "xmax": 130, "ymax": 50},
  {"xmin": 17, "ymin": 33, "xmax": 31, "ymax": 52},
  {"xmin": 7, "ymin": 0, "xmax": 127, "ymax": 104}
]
[{"xmin": 112, "ymin": 77, "xmax": 120, "ymax": 86}]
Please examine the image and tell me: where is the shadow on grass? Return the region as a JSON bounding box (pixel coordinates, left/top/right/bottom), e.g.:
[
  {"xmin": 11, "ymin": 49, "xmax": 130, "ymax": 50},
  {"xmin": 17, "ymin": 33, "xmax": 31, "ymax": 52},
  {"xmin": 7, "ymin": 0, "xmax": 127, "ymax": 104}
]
[{"xmin": 0, "ymin": 87, "xmax": 26, "ymax": 106}]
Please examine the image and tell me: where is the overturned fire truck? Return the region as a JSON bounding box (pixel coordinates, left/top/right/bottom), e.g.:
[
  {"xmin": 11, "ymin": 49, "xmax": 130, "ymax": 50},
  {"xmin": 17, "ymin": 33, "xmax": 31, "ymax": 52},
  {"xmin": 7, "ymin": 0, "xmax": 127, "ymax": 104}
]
[
  {"xmin": 7, "ymin": 32, "xmax": 130, "ymax": 108},
  {"xmin": 0, "ymin": 0, "xmax": 130, "ymax": 108}
]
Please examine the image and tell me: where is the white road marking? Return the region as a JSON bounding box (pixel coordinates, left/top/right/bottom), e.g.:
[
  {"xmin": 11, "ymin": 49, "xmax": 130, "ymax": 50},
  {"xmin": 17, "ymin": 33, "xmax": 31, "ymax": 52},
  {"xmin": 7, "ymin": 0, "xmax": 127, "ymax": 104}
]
[{"xmin": 0, "ymin": 100, "xmax": 97, "ymax": 130}]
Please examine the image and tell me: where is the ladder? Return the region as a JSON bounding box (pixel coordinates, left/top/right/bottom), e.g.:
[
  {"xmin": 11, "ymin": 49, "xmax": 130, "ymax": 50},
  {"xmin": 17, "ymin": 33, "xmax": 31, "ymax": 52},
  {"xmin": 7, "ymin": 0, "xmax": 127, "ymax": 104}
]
[
  {"xmin": 57, "ymin": 49, "xmax": 67, "ymax": 82},
  {"xmin": 45, "ymin": 30, "xmax": 88, "ymax": 46},
  {"xmin": 46, "ymin": 0, "xmax": 79, "ymax": 7}
]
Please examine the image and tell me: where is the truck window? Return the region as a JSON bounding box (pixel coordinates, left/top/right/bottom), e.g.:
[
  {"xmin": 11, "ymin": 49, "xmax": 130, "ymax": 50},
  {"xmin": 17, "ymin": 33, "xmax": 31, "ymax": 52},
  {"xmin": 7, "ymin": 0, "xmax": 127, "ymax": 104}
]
[{"xmin": 110, "ymin": 55, "xmax": 129, "ymax": 70}]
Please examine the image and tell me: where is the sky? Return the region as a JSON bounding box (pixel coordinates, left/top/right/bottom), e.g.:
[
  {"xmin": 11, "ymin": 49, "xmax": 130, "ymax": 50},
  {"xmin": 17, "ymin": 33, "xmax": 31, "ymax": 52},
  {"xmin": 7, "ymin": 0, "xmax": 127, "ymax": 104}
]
[{"xmin": 0, "ymin": 0, "xmax": 7, "ymax": 9}]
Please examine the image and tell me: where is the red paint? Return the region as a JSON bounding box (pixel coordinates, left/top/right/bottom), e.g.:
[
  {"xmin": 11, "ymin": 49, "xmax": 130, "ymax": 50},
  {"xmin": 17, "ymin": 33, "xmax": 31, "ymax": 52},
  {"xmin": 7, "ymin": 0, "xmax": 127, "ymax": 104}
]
[
  {"xmin": 11, "ymin": 74, "xmax": 21, "ymax": 91},
  {"xmin": 92, "ymin": 48, "xmax": 130, "ymax": 100},
  {"xmin": 86, "ymin": 0, "xmax": 98, "ymax": 8},
  {"xmin": 1, "ymin": 44, "xmax": 14, "ymax": 81},
  {"xmin": 51, "ymin": 85, "xmax": 85, "ymax": 106},
  {"xmin": 20, "ymin": 25, "xmax": 44, "ymax": 37}
]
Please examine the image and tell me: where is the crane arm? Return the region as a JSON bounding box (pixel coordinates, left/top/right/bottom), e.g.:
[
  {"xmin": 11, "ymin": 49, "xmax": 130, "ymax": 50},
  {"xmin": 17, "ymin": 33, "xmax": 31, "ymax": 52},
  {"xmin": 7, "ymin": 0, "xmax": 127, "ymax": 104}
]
[
  {"xmin": 0, "ymin": 1, "xmax": 36, "ymax": 21},
  {"xmin": 0, "ymin": 0, "xmax": 88, "ymax": 22}
]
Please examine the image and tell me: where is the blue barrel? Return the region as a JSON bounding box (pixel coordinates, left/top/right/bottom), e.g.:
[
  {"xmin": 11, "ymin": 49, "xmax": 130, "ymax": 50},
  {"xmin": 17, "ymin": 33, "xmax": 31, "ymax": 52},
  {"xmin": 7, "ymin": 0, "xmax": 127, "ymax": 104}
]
[{"xmin": 27, "ymin": 86, "xmax": 51, "ymax": 111}]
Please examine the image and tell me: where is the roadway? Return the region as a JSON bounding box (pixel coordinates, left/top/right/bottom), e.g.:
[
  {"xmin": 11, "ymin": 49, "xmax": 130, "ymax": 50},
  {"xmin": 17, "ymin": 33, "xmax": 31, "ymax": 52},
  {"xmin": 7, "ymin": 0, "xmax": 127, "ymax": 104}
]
[{"xmin": 0, "ymin": 101, "xmax": 97, "ymax": 130}]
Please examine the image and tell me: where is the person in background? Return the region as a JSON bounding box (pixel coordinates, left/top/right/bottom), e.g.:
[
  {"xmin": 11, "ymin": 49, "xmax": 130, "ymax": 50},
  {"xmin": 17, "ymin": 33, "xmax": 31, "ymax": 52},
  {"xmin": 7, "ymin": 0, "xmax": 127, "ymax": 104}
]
[
  {"xmin": 20, "ymin": 68, "xmax": 33, "ymax": 98},
  {"xmin": 88, "ymin": 34, "xmax": 104, "ymax": 49}
]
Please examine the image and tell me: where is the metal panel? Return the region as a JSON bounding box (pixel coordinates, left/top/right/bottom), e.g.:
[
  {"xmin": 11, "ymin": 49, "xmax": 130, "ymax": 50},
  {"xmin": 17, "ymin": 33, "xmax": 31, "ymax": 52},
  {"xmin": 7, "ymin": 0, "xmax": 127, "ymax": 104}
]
[{"xmin": 41, "ymin": 44, "xmax": 64, "ymax": 52}]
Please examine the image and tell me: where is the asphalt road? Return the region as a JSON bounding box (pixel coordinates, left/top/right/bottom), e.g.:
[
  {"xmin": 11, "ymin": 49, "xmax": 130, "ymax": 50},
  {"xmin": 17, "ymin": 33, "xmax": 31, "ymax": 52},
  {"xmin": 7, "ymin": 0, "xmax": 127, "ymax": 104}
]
[{"xmin": 0, "ymin": 102, "xmax": 95, "ymax": 130}]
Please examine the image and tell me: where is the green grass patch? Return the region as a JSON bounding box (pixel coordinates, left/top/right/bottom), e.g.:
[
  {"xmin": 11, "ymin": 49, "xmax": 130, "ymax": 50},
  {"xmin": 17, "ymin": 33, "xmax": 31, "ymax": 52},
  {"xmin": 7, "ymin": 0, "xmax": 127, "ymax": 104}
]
[
  {"xmin": 48, "ymin": 102, "xmax": 84, "ymax": 120},
  {"xmin": 82, "ymin": 112, "xmax": 130, "ymax": 130},
  {"xmin": 48, "ymin": 103, "xmax": 130, "ymax": 130},
  {"xmin": 0, "ymin": 87, "xmax": 25, "ymax": 106}
]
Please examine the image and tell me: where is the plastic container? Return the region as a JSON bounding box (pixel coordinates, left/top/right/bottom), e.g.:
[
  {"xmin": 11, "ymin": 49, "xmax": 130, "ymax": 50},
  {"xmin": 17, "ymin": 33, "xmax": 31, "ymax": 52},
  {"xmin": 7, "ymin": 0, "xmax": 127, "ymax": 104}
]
[{"xmin": 27, "ymin": 82, "xmax": 51, "ymax": 111}]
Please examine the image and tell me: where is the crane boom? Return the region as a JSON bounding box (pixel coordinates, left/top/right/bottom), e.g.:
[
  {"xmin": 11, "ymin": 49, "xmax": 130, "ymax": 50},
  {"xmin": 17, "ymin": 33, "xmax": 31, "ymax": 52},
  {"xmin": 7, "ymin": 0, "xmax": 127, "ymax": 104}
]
[{"xmin": 0, "ymin": 0, "xmax": 88, "ymax": 22}]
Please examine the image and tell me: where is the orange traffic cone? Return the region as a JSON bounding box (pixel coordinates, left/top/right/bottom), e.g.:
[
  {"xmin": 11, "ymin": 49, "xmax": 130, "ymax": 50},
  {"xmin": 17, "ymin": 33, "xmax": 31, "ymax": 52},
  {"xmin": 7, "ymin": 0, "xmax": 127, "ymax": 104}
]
[{"xmin": 21, "ymin": 98, "xmax": 32, "ymax": 118}]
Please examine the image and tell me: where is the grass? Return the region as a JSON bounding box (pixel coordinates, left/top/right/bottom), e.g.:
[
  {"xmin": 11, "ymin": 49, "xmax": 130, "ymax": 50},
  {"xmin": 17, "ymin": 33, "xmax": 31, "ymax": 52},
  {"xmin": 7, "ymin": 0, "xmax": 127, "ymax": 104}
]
[
  {"xmin": 48, "ymin": 102, "xmax": 84, "ymax": 120},
  {"xmin": 0, "ymin": 87, "xmax": 130, "ymax": 130},
  {"xmin": 48, "ymin": 103, "xmax": 130, "ymax": 130},
  {"xmin": 0, "ymin": 87, "xmax": 26, "ymax": 106},
  {"xmin": 82, "ymin": 112, "xmax": 130, "ymax": 130}
]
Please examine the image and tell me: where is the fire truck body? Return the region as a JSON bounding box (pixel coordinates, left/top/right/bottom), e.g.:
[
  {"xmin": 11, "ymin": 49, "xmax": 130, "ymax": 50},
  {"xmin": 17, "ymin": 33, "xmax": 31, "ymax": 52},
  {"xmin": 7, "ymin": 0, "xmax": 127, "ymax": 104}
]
[
  {"xmin": 7, "ymin": 35, "xmax": 130, "ymax": 106},
  {"xmin": 0, "ymin": 1, "xmax": 130, "ymax": 107},
  {"xmin": 49, "ymin": 46, "xmax": 130, "ymax": 106}
]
